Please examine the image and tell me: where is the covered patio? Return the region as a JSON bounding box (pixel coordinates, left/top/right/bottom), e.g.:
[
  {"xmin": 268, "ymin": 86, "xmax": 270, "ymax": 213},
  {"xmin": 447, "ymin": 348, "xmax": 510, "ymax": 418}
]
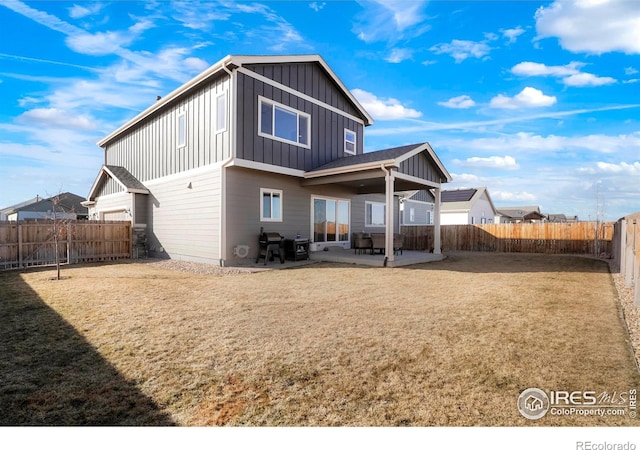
[{"xmin": 303, "ymin": 142, "xmax": 452, "ymax": 266}]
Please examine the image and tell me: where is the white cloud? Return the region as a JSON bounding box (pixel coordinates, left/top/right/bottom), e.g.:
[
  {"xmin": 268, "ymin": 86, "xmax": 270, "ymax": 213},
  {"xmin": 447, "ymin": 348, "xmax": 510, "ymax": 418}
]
[
  {"xmin": 450, "ymin": 173, "xmax": 481, "ymax": 184},
  {"xmin": 454, "ymin": 155, "xmax": 520, "ymax": 170},
  {"xmin": 511, "ymin": 61, "xmax": 583, "ymax": 77},
  {"xmin": 438, "ymin": 95, "xmax": 476, "ymax": 109},
  {"xmin": 68, "ymin": 3, "xmax": 104, "ymax": 19},
  {"xmin": 352, "ymin": 88, "xmax": 422, "ymax": 120},
  {"xmin": 535, "ymin": 0, "xmax": 640, "ymax": 55},
  {"xmin": 563, "ymin": 72, "xmax": 616, "ymax": 87},
  {"xmin": 16, "ymin": 108, "xmax": 97, "ymax": 131},
  {"xmin": 385, "ymin": 48, "xmax": 413, "ymax": 63},
  {"xmin": 580, "ymin": 161, "xmax": 640, "ymax": 175},
  {"xmin": 309, "ymin": 2, "xmax": 326, "ymax": 12},
  {"xmin": 492, "ymin": 191, "xmax": 537, "ymax": 202},
  {"xmin": 501, "ymin": 26, "xmax": 525, "ymax": 44},
  {"xmin": 490, "ymin": 87, "xmax": 557, "ymax": 109},
  {"xmin": 430, "ymin": 39, "xmax": 491, "ymax": 63},
  {"xmin": 511, "ymin": 61, "xmax": 616, "ymax": 87},
  {"xmin": 354, "ymin": 0, "xmax": 430, "ymax": 43},
  {"xmin": 626, "ymin": 67, "xmax": 639, "ymax": 75}
]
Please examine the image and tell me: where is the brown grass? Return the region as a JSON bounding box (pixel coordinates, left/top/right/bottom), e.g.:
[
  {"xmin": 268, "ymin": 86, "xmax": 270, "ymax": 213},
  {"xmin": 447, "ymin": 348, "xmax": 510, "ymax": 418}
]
[{"xmin": 1, "ymin": 252, "xmax": 638, "ymax": 426}]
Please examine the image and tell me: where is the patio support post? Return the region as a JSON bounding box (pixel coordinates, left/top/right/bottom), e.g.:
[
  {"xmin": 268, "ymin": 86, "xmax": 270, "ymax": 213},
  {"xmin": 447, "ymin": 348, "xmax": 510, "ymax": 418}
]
[
  {"xmin": 433, "ymin": 187, "xmax": 442, "ymax": 254},
  {"xmin": 383, "ymin": 165, "xmax": 395, "ymax": 262}
]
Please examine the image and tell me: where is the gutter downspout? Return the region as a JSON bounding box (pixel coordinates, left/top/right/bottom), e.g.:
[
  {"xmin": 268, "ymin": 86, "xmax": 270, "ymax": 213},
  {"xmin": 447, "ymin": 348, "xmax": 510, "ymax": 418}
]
[
  {"xmin": 381, "ymin": 164, "xmax": 395, "ymax": 266},
  {"xmin": 219, "ymin": 59, "xmax": 236, "ymax": 266}
]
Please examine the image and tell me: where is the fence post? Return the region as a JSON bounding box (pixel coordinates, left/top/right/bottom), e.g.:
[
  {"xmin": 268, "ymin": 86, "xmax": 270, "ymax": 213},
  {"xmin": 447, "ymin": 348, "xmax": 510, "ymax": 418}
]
[{"xmin": 18, "ymin": 223, "xmax": 23, "ymax": 268}]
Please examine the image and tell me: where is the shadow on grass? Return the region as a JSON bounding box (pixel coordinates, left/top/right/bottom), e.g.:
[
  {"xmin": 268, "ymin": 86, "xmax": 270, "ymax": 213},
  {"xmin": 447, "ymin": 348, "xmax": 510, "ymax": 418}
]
[{"xmin": 0, "ymin": 270, "xmax": 174, "ymax": 426}]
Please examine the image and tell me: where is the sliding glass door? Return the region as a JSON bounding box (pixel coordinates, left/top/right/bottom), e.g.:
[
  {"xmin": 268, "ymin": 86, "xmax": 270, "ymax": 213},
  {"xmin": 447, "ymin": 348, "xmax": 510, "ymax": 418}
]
[{"xmin": 313, "ymin": 196, "xmax": 350, "ymax": 244}]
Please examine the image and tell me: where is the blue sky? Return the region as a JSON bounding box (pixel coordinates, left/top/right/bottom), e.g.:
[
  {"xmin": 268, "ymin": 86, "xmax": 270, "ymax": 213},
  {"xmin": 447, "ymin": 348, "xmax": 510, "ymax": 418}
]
[{"xmin": 1, "ymin": 0, "xmax": 639, "ymax": 221}]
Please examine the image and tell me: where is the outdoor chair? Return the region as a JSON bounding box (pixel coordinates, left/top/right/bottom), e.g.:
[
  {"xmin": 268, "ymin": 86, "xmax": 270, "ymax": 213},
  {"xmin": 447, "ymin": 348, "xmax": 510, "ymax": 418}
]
[{"xmin": 352, "ymin": 232, "xmax": 372, "ymax": 254}]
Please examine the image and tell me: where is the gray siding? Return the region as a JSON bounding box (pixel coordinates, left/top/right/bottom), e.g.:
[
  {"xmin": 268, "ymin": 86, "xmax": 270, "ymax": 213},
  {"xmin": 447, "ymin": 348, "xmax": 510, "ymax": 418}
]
[
  {"xmin": 243, "ymin": 62, "xmax": 362, "ymax": 117},
  {"xmin": 95, "ymin": 176, "xmax": 125, "ymax": 197},
  {"xmin": 144, "ymin": 165, "xmax": 222, "ymax": 263},
  {"xmin": 105, "ymin": 74, "xmax": 231, "ymax": 182},
  {"xmin": 399, "ymin": 154, "xmax": 443, "ymax": 183},
  {"xmin": 410, "ymin": 189, "xmax": 435, "ymax": 203},
  {"xmin": 401, "ymin": 199, "xmax": 434, "ymax": 225},
  {"xmin": 236, "ymin": 67, "xmax": 365, "ymax": 172},
  {"xmin": 351, "ymin": 194, "xmax": 399, "ymax": 234},
  {"xmin": 225, "ymin": 167, "xmax": 361, "ymax": 261}
]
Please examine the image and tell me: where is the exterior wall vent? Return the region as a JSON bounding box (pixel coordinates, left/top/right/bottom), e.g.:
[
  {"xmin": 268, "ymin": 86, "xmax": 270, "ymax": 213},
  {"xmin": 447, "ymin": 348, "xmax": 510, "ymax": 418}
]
[{"xmin": 233, "ymin": 245, "xmax": 250, "ymax": 258}]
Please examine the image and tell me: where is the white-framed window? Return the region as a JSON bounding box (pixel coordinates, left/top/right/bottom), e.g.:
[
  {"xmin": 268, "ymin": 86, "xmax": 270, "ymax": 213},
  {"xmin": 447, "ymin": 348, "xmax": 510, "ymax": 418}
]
[
  {"xmin": 312, "ymin": 195, "xmax": 350, "ymax": 243},
  {"xmin": 365, "ymin": 201, "xmax": 386, "ymax": 227},
  {"xmin": 344, "ymin": 129, "xmax": 356, "ymax": 155},
  {"xmin": 258, "ymin": 96, "xmax": 310, "ymax": 148},
  {"xmin": 260, "ymin": 188, "xmax": 282, "ymax": 222},
  {"xmin": 177, "ymin": 111, "xmax": 187, "ymax": 148},
  {"xmin": 215, "ymin": 91, "xmax": 227, "ymax": 133}
]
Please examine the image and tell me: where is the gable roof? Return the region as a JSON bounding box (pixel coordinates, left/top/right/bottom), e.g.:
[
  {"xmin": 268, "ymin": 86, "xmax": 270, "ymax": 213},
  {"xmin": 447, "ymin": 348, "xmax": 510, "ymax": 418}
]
[
  {"xmin": 497, "ymin": 206, "xmax": 541, "ymax": 220},
  {"xmin": 87, "ymin": 165, "xmax": 149, "ymax": 200},
  {"xmin": 306, "ymin": 142, "xmax": 452, "ymax": 182},
  {"xmin": 98, "ymin": 54, "xmax": 373, "ymax": 148},
  {"xmin": 5, "ymin": 193, "xmax": 88, "ymax": 215},
  {"xmin": 441, "ymin": 187, "xmax": 497, "ymax": 214}
]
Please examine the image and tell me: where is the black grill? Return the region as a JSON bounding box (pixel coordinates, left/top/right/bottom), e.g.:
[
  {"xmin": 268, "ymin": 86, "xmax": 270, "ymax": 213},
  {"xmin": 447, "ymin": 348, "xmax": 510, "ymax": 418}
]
[{"xmin": 256, "ymin": 228, "xmax": 285, "ymax": 265}]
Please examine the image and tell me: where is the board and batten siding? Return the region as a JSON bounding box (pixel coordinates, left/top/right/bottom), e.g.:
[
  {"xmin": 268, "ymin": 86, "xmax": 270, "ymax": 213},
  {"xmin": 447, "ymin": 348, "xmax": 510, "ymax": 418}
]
[
  {"xmin": 399, "ymin": 154, "xmax": 444, "ymax": 184},
  {"xmin": 143, "ymin": 165, "xmax": 222, "ymax": 263},
  {"xmin": 235, "ymin": 66, "xmax": 365, "ymax": 172},
  {"xmin": 95, "ymin": 175, "xmax": 125, "ymax": 197},
  {"xmin": 104, "ymin": 74, "xmax": 231, "ymax": 183}
]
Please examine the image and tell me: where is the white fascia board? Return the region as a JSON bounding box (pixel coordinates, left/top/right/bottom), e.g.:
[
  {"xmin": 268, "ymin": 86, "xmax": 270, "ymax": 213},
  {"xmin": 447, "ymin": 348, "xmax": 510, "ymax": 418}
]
[
  {"xmin": 304, "ymin": 160, "xmax": 397, "ymax": 179},
  {"xmin": 232, "ymin": 54, "xmax": 373, "ymax": 126},
  {"xmin": 238, "ymin": 67, "xmax": 366, "ymax": 126},
  {"xmin": 98, "ymin": 55, "xmax": 234, "ymax": 148},
  {"xmin": 393, "ymin": 171, "xmax": 441, "ymax": 189},
  {"xmin": 394, "ymin": 142, "xmax": 452, "ymax": 183},
  {"xmin": 231, "ymin": 159, "xmax": 306, "ymax": 178}
]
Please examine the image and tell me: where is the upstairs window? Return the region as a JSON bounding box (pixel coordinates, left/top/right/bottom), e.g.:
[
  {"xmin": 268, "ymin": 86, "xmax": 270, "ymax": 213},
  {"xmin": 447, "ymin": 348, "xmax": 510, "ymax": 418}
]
[
  {"xmin": 177, "ymin": 111, "xmax": 186, "ymax": 148},
  {"xmin": 215, "ymin": 91, "xmax": 227, "ymax": 133},
  {"xmin": 344, "ymin": 129, "xmax": 356, "ymax": 155},
  {"xmin": 259, "ymin": 96, "xmax": 310, "ymax": 148}
]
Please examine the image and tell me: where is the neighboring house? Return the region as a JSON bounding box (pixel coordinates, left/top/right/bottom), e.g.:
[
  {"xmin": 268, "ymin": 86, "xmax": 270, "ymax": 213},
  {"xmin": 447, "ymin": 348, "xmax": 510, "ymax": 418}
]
[
  {"xmin": 1, "ymin": 196, "xmax": 41, "ymax": 220},
  {"xmin": 399, "ymin": 190, "xmax": 435, "ymax": 226},
  {"xmin": 440, "ymin": 187, "xmax": 497, "ymax": 225},
  {"xmin": 547, "ymin": 214, "xmax": 579, "ymax": 223},
  {"xmin": 84, "ymin": 54, "xmax": 452, "ymax": 265},
  {"xmin": 497, "ymin": 206, "xmax": 546, "ymax": 223},
  {"xmin": 3, "ymin": 193, "xmax": 88, "ymax": 221}
]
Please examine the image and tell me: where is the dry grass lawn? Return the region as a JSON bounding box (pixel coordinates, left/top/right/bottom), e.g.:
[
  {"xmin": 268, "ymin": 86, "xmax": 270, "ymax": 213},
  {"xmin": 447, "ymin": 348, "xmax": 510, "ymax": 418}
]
[{"xmin": 1, "ymin": 252, "xmax": 638, "ymax": 426}]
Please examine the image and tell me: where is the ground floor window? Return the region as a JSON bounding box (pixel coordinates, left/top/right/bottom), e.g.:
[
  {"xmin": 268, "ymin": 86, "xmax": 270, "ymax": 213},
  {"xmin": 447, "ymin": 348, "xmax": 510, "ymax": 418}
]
[
  {"xmin": 365, "ymin": 201, "xmax": 385, "ymax": 227},
  {"xmin": 312, "ymin": 196, "xmax": 349, "ymax": 243},
  {"xmin": 260, "ymin": 188, "xmax": 282, "ymax": 222}
]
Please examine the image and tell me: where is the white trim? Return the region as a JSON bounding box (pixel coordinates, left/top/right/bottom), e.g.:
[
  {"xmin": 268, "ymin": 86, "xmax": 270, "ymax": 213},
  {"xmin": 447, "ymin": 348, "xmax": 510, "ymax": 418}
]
[
  {"xmin": 258, "ymin": 95, "xmax": 311, "ymax": 149},
  {"xmin": 260, "ymin": 188, "xmax": 283, "ymax": 222},
  {"xmin": 98, "ymin": 54, "xmax": 372, "ymax": 148},
  {"xmin": 143, "ymin": 161, "xmax": 228, "ymax": 187},
  {"xmin": 394, "ymin": 171, "xmax": 442, "ymax": 189},
  {"xmin": 365, "ymin": 200, "xmax": 386, "ymax": 227},
  {"xmin": 231, "ymin": 158, "xmax": 305, "ymax": 178},
  {"xmin": 305, "ymin": 159, "xmax": 397, "ymax": 178},
  {"xmin": 344, "ymin": 128, "xmax": 356, "ymax": 155},
  {"xmin": 177, "ymin": 111, "xmax": 187, "ymax": 149},
  {"xmin": 215, "ymin": 90, "xmax": 227, "ymax": 134},
  {"xmin": 237, "ymin": 65, "xmax": 369, "ymax": 127},
  {"xmin": 310, "ymin": 195, "xmax": 351, "ymax": 248}
]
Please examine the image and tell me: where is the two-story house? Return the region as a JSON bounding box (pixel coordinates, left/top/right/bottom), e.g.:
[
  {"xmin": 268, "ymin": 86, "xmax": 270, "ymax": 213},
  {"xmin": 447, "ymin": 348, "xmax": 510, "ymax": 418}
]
[{"xmin": 84, "ymin": 54, "xmax": 451, "ymax": 265}]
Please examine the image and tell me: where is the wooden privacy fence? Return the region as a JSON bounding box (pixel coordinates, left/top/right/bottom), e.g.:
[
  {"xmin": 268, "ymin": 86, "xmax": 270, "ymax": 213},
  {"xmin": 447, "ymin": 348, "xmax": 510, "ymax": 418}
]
[
  {"xmin": 0, "ymin": 220, "xmax": 131, "ymax": 270},
  {"xmin": 401, "ymin": 222, "xmax": 614, "ymax": 255},
  {"xmin": 611, "ymin": 212, "xmax": 640, "ymax": 306}
]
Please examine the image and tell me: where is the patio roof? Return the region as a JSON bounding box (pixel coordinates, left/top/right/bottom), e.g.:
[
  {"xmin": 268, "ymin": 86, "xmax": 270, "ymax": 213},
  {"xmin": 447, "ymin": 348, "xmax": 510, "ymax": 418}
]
[{"xmin": 302, "ymin": 142, "xmax": 451, "ymax": 193}]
